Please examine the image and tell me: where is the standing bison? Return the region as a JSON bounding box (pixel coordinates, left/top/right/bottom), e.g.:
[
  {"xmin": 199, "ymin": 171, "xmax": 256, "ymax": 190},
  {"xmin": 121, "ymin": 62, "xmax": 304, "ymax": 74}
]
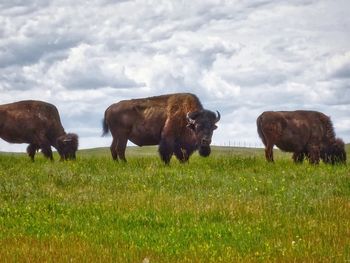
[
  {"xmin": 257, "ymin": 110, "xmax": 346, "ymax": 164},
  {"xmin": 0, "ymin": 100, "xmax": 78, "ymax": 161},
  {"xmin": 102, "ymin": 93, "xmax": 220, "ymax": 164}
]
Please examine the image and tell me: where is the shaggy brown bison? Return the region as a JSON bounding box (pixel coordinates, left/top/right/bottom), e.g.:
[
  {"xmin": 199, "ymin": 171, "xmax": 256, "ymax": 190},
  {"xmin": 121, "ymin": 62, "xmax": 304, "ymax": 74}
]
[
  {"xmin": 0, "ymin": 100, "xmax": 78, "ymax": 161},
  {"xmin": 257, "ymin": 110, "xmax": 346, "ymax": 164},
  {"xmin": 102, "ymin": 93, "xmax": 220, "ymax": 164}
]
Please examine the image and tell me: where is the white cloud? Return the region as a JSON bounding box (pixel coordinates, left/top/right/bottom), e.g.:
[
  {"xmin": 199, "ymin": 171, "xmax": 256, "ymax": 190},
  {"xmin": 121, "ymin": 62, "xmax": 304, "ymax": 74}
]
[
  {"xmin": 49, "ymin": 43, "xmax": 144, "ymax": 90},
  {"xmin": 201, "ymin": 71, "xmax": 240, "ymax": 98},
  {"xmin": 326, "ymin": 51, "xmax": 350, "ymax": 79}
]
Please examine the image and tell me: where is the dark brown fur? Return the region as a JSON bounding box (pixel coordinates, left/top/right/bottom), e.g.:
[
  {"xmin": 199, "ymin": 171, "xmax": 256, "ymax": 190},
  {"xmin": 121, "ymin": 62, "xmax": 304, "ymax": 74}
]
[
  {"xmin": 257, "ymin": 110, "xmax": 346, "ymax": 164},
  {"xmin": 102, "ymin": 93, "xmax": 220, "ymax": 164},
  {"xmin": 0, "ymin": 100, "xmax": 78, "ymax": 161}
]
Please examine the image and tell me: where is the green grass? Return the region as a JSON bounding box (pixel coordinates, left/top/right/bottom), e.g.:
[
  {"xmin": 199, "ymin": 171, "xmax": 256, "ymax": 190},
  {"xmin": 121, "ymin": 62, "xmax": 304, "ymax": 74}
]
[{"xmin": 0, "ymin": 146, "xmax": 349, "ymax": 262}]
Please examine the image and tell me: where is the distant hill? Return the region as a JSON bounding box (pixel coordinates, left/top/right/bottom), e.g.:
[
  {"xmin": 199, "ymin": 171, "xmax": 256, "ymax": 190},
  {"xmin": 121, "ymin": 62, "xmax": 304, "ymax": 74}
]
[
  {"xmin": 1, "ymin": 144, "xmax": 349, "ymax": 159},
  {"xmin": 76, "ymin": 145, "xmax": 267, "ymax": 158}
]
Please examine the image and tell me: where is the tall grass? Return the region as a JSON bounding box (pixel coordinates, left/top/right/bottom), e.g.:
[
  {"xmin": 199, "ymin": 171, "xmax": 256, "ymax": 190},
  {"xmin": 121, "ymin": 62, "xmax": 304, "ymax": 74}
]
[{"xmin": 0, "ymin": 146, "xmax": 349, "ymax": 262}]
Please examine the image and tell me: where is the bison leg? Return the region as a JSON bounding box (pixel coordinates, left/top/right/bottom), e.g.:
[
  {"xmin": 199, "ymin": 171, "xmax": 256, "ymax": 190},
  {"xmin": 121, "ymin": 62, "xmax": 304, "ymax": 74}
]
[
  {"xmin": 307, "ymin": 145, "xmax": 320, "ymax": 165},
  {"xmin": 159, "ymin": 139, "xmax": 174, "ymax": 164},
  {"xmin": 265, "ymin": 144, "xmax": 274, "ymax": 162},
  {"xmin": 27, "ymin": 144, "xmax": 38, "ymax": 161},
  {"xmin": 110, "ymin": 137, "xmax": 128, "ymax": 162},
  {"xmin": 292, "ymin": 152, "xmax": 305, "ymax": 163},
  {"xmin": 41, "ymin": 144, "xmax": 53, "ymax": 161},
  {"xmin": 110, "ymin": 139, "xmax": 118, "ymax": 161},
  {"xmin": 116, "ymin": 137, "xmax": 127, "ymax": 162}
]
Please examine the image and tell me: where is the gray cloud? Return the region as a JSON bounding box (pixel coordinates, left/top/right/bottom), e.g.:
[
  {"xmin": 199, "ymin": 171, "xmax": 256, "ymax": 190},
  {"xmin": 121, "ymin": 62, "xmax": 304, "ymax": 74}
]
[
  {"xmin": 333, "ymin": 64, "xmax": 350, "ymax": 79},
  {"xmin": 0, "ymin": 37, "xmax": 77, "ymax": 68}
]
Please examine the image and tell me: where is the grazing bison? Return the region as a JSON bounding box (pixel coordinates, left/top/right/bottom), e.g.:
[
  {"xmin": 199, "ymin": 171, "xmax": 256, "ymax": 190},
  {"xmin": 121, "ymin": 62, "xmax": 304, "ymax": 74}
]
[
  {"xmin": 102, "ymin": 93, "xmax": 220, "ymax": 164},
  {"xmin": 0, "ymin": 100, "xmax": 78, "ymax": 161},
  {"xmin": 257, "ymin": 110, "xmax": 346, "ymax": 164}
]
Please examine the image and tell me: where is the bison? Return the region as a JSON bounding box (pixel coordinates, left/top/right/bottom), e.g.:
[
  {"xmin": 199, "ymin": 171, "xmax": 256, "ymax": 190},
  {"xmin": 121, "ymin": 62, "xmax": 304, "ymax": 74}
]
[
  {"xmin": 102, "ymin": 93, "xmax": 220, "ymax": 164},
  {"xmin": 0, "ymin": 100, "xmax": 78, "ymax": 161},
  {"xmin": 257, "ymin": 110, "xmax": 346, "ymax": 164}
]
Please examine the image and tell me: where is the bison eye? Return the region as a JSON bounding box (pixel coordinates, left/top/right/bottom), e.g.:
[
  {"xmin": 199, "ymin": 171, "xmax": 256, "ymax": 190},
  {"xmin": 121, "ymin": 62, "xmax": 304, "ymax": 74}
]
[{"xmin": 186, "ymin": 123, "xmax": 196, "ymax": 130}]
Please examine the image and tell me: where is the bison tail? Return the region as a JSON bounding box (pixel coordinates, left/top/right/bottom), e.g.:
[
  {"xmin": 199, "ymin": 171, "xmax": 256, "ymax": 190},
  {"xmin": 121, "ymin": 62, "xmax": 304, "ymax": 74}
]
[
  {"xmin": 256, "ymin": 114, "xmax": 267, "ymax": 146},
  {"xmin": 102, "ymin": 117, "xmax": 109, "ymax": 136}
]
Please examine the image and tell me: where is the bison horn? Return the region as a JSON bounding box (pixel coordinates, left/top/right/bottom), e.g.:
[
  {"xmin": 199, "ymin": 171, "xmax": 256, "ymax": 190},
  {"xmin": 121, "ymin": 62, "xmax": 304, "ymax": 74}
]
[
  {"xmin": 215, "ymin": 111, "xmax": 221, "ymax": 123},
  {"xmin": 63, "ymin": 138, "xmax": 72, "ymax": 142}
]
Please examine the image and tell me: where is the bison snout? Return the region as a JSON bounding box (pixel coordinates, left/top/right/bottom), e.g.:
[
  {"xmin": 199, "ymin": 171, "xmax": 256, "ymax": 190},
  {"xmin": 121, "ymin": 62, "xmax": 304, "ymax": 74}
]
[{"xmin": 201, "ymin": 137, "xmax": 211, "ymax": 146}]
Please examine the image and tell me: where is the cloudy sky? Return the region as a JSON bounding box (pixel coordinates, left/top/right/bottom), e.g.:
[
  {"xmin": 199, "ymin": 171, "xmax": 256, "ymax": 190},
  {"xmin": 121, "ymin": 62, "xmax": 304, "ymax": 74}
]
[{"xmin": 1, "ymin": 0, "xmax": 349, "ymax": 152}]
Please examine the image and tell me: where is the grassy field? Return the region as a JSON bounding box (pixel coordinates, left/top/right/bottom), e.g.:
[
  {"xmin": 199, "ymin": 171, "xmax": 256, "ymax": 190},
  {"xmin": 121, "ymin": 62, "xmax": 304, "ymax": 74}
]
[{"xmin": 0, "ymin": 146, "xmax": 349, "ymax": 262}]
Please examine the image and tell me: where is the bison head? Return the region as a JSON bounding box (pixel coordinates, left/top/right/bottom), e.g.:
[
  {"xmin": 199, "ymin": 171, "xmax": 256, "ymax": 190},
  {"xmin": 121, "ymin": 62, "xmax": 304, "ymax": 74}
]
[
  {"xmin": 321, "ymin": 138, "xmax": 346, "ymax": 164},
  {"xmin": 186, "ymin": 110, "xmax": 220, "ymax": 157},
  {"xmin": 56, "ymin": 133, "xmax": 79, "ymax": 160}
]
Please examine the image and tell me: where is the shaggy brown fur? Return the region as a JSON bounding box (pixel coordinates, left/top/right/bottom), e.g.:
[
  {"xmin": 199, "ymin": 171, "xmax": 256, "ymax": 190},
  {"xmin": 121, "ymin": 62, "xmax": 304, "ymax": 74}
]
[
  {"xmin": 257, "ymin": 110, "xmax": 346, "ymax": 164},
  {"xmin": 103, "ymin": 93, "xmax": 220, "ymax": 164},
  {"xmin": 0, "ymin": 100, "xmax": 78, "ymax": 161}
]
